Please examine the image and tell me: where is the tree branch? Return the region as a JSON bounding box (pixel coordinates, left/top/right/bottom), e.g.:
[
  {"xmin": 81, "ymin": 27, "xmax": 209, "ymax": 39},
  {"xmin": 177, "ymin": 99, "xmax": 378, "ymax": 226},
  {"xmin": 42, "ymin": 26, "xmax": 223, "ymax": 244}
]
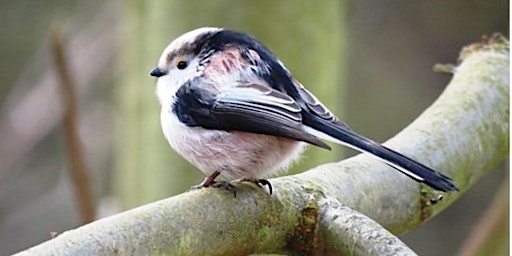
[
  {"xmin": 13, "ymin": 35, "xmax": 509, "ymax": 255},
  {"xmin": 51, "ymin": 25, "xmax": 96, "ymax": 224},
  {"xmin": 319, "ymin": 200, "xmax": 417, "ymax": 255},
  {"xmin": 458, "ymin": 168, "xmax": 509, "ymax": 256}
]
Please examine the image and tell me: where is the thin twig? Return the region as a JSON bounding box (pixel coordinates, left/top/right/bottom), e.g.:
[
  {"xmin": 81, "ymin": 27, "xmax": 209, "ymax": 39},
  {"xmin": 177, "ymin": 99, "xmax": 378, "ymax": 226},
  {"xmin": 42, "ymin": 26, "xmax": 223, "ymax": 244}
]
[
  {"xmin": 458, "ymin": 165, "xmax": 509, "ymax": 256},
  {"xmin": 50, "ymin": 25, "xmax": 95, "ymax": 224}
]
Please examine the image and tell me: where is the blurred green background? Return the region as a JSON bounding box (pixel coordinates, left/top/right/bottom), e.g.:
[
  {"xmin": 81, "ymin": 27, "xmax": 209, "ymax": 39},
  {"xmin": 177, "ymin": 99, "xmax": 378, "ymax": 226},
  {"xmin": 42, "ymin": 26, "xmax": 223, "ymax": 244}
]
[{"xmin": 0, "ymin": 1, "xmax": 508, "ymax": 255}]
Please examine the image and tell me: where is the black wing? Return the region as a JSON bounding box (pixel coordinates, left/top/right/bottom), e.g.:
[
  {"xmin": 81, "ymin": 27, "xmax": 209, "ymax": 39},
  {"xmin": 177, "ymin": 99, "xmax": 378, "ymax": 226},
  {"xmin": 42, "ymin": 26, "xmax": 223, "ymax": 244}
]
[{"xmin": 172, "ymin": 78, "xmax": 330, "ymax": 150}]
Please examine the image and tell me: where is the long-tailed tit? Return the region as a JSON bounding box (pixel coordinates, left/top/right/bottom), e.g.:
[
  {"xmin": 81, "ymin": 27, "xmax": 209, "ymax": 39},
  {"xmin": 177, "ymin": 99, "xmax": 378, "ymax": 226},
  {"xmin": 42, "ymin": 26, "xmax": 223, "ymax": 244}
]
[{"xmin": 150, "ymin": 27, "xmax": 458, "ymax": 194}]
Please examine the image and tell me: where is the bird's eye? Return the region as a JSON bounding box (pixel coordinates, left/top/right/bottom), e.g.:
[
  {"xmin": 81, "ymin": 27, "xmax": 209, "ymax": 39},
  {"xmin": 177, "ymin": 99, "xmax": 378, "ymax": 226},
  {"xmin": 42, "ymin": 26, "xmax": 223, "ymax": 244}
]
[{"xmin": 176, "ymin": 60, "xmax": 188, "ymax": 70}]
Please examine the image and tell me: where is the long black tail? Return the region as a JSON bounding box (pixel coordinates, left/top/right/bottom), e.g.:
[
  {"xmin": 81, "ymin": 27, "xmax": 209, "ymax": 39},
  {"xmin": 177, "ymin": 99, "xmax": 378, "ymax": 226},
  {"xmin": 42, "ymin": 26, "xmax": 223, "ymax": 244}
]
[{"xmin": 306, "ymin": 115, "xmax": 459, "ymax": 192}]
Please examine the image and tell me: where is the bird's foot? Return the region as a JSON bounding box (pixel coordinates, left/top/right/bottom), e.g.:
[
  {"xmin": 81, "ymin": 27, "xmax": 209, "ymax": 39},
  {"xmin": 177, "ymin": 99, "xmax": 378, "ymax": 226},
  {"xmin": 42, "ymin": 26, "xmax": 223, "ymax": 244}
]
[
  {"xmin": 237, "ymin": 178, "xmax": 273, "ymax": 195},
  {"xmin": 189, "ymin": 172, "xmax": 272, "ymax": 196},
  {"xmin": 211, "ymin": 181, "xmax": 237, "ymax": 197},
  {"xmin": 189, "ymin": 171, "xmax": 237, "ymax": 197}
]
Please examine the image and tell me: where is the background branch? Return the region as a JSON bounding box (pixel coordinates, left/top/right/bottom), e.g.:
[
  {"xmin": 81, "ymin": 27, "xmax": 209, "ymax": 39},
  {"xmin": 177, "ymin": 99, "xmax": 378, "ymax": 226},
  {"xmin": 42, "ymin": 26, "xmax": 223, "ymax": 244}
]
[
  {"xmin": 458, "ymin": 167, "xmax": 509, "ymax": 256},
  {"xmin": 50, "ymin": 26, "xmax": 95, "ymax": 224},
  {"xmin": 14, "ymin": 35, "xmax": 509, "ymax": 255}
]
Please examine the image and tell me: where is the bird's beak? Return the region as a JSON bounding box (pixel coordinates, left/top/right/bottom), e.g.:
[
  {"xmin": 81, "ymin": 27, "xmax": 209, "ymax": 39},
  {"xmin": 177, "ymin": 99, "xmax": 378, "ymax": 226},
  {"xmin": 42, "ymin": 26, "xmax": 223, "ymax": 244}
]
[{"xmin": 150, "ymin": 67, "xmax": 167, "ymax": 77}]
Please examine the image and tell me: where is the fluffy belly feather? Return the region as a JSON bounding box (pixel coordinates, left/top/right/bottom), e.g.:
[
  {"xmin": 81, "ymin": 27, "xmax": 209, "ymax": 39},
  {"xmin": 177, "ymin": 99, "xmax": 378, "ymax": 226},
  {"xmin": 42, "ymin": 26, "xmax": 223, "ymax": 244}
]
[{"xmin": 161, "ymin": 109, "xmax": 305, "ymax": 179}]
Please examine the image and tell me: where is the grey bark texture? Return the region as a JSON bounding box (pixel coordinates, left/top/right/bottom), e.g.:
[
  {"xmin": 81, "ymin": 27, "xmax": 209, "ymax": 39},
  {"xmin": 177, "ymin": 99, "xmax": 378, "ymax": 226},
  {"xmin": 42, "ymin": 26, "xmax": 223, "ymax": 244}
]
[{"xmin": 14, "ymin": 35, "xmax": 509, "ymax": 256}]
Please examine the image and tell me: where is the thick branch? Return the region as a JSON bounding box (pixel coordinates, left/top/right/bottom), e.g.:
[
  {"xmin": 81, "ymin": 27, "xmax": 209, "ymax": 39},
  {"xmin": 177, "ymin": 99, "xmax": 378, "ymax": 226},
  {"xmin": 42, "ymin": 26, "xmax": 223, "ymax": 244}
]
[
  {"xmin": 297, "ymin": 34, "xmax": 509, "ymax": 233},
  {"xmin": 14, "ymin": 36, "xmax": 509, "ymax": 255}
]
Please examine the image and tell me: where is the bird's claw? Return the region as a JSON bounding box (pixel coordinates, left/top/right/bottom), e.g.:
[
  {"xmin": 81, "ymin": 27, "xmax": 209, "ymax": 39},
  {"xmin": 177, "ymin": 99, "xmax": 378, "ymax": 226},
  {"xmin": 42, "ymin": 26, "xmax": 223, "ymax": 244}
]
[
  {"xmin": 238, "ymin": 178, "xmax": 273, "ymax": 195},
  {"xmin": 189, "ymin": 171, "xmax": 272, "ymax": 197},
  {"xmin": 189, "ymin": 180, "xmax": 237, "ymax": 197},
  {"xmin": 211, "ymin": 181, "xmax": 237, "ymax": 197}
]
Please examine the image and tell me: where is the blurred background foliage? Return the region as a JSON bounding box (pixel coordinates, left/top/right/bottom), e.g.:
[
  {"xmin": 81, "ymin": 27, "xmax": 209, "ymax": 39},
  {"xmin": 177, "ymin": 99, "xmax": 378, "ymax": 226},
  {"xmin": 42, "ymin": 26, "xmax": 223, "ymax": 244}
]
[{"xmin": 0, "ymin": 1, "xmax": 508, "ymax": 255}]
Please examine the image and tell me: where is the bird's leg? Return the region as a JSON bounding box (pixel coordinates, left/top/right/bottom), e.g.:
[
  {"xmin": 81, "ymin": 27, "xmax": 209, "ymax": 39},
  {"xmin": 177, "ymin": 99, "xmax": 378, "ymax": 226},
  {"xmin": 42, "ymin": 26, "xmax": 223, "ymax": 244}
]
[
  {"xmin": 190, "ymin": 171, "xmax": 237, "ymax": 197},
  {"xmin": 198, "ymin": 171, "xmax": 221, "ymax": 187},
  {"xmin": 237, "ymin": 177, "xmax": 273, "ymax": 195}
]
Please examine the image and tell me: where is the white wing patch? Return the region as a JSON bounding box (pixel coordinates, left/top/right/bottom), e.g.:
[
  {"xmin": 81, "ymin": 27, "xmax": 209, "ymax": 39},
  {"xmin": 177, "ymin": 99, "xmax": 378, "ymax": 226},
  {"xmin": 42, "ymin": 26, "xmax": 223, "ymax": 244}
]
[
  {"xmin": 217, "ymin": 83, "xmax": 302, "ymax": 122},
  {"xmin": 295, "ymin": 82, "xmax": 336, "ymax": 121}
]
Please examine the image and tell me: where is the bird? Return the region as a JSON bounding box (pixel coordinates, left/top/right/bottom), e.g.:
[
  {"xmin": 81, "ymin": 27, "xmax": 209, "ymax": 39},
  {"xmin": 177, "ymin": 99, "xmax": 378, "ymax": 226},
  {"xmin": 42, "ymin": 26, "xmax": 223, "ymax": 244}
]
[{"xmin": 150, "ymin": 27, "xmax": 458, "ymax": 195}]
